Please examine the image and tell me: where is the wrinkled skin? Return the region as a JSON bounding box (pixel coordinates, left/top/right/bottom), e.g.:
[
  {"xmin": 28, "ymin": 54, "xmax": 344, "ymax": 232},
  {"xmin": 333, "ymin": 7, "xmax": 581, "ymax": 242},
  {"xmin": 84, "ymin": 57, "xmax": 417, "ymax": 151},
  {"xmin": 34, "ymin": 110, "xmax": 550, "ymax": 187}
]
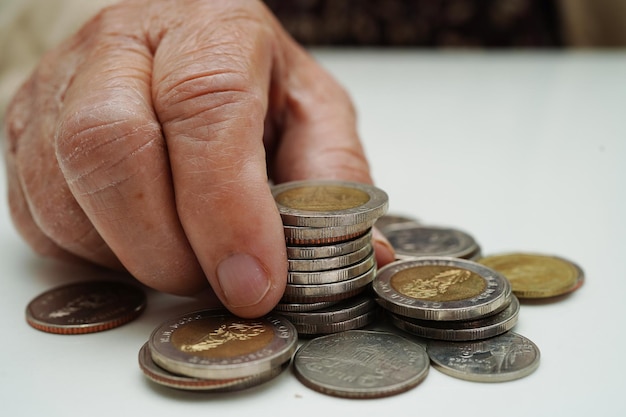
[{"xmin": 3, "ymin": 0, "xmax": 395, "ymax": 318}]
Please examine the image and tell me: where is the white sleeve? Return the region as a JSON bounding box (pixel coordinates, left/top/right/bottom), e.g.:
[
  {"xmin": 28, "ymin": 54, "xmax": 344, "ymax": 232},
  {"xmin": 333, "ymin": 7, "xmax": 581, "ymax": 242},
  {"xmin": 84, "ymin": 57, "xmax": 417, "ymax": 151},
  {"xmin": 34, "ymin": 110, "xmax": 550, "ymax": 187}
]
[{"xmin": 0, "ymin": 0, "xmax": 117, "ymax": 118}]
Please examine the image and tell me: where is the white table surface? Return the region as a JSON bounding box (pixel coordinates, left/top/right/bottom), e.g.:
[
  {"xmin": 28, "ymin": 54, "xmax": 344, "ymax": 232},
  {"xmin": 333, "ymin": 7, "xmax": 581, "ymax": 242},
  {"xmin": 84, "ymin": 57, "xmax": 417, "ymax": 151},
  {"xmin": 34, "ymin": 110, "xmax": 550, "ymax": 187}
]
[{"xmin": 1, "ymin": 50, "xmax": 624, "ymax": 417}]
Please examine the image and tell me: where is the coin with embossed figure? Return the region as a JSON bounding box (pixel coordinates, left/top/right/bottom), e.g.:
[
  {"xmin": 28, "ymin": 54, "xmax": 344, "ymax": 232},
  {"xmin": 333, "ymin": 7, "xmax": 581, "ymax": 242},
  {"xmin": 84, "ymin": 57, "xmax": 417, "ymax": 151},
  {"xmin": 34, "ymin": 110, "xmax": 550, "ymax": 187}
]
[
  {"xmin": 26, "ymin": 280, "xmax": 146, "ymax": 334},
  {"xmin": 384, "ymin": 225, "xmax": 479, "ymax": 260},
  {"xmin": 390, "ymin": 295, "xmax": 519, "ymax": 341},
  {"xmin": 478, "ymin": 253, "xmax": 584, "ymax": 299},
  {"xmin": 272, "ymin": 180, "xmax": 388, "ymax": 228},
  {"xmin": 138, "ymin": 343, "xmax": 289, "ymax": 391},
  {"xmin": 293, "ymin": 330, "xmax": 429, "ymax": 398},
  {"xmin": 373, "ymin": 257, "xmax": 511, "ymax": 321},
  {"xmin": 427, "ymin": 331, "xmax": 540, "ymax": 382},
  {"xmin": 149, "ymin": 310, "xmax": 297, "ymax": 380}
]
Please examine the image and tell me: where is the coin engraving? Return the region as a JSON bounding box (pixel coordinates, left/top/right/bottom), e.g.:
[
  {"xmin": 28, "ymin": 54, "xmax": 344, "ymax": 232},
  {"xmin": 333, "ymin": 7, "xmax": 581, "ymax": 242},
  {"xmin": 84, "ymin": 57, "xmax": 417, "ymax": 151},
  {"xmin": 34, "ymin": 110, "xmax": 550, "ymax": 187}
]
[
  {"xmin": 275, "ymin": 185, "xmax": 370, "ymax": 212},
  {"xmin": 392, "ymin": 265, "xmax": 486, "ymax": 301},
  {"xmin": 172, "ymin": 320, "xmax": 270, "ymax": 355}
]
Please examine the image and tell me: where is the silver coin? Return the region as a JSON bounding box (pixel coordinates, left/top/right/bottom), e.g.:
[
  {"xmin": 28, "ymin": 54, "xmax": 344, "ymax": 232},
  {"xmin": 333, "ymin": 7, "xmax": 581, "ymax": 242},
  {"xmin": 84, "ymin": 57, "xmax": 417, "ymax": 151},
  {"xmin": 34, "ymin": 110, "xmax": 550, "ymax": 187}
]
[
  {"xmin": 385, "ymin": 225, "xmax": 479, "ymax": 260},
  {"xmin": 427, "ymin": 331, "xmax": 540, "ymax": 382},
  {"xmin": 273, "ymin": 300, "xmax": 339, "ymax": 313},
  {"xmin": 288, "ymin": 243, "xmax": 372, "ymax": 272},
  {"xmin": 293, "ymin": 310, "xmax": 379, "ymax": 336},
  {"xmin": 286, "ymin": 230, "xmax": 372, "ymax": 260},
  {"xmin": 272, "ymin": 180, "xmax": 389, "ymax": 227},
  {"xmin": 25, "ymin": 280, "xmax": 146, "ymax": 335},
  {"xmin": 277, "ymin": 294, "xmax": 378, "ymax": 325},
  {"xmin": 282, "ymin": 264, "xmax": 376, "ymax": 303},
  {"xmin": 149, "ymin": 310, "xmax": 297, "ymax": 380},
  {"xmin": 283, "ymin": 222, "xmax": 374, "ymax": 245},
  {"xmin": 373, "ymin": 257, "xmax": 511, "ymax": 321},
  {"xmin": 287, "ymin": 250, "xmax": 375, "ymax": 285},
  {"xmin": 293, "ymin": 330, "xmax": 429, "ymax": 398},
  {"xmin": 375, "ymin": 213, "xmax": 421, "ymax": 233},
  {"xmin": 389, "ymin": 295, "xmax": 519, "ymax": 341},
  {"xmin": 138, "ymin": 342, "xmax": 289, "ymax": 392}
]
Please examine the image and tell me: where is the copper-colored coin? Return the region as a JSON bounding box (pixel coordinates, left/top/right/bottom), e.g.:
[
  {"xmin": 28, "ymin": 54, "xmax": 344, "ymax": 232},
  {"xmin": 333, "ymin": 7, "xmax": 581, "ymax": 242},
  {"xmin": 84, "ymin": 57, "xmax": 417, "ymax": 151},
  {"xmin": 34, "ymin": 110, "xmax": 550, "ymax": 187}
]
[
  {"xmin": 25, "ymin": 280, "xmax": 146, "ymax": 334},
  {"xmin": 149, "ymin": 310, "xmax": 297, "ymax": 380},
  {"xmin": 478, "ymin": 253, "xmax": 584, "ymax": 299},
  {"xmin": 138, "ymin": 343, "xmax": 289, "ymax": 392}
]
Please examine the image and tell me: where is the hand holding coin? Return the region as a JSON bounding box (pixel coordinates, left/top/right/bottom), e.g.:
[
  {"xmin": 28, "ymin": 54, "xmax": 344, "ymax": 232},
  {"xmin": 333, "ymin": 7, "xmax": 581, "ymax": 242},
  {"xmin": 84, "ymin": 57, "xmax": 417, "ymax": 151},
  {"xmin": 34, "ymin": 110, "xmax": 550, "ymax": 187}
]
[{"xmin": 3, "ymin": 0, "xmax": 395, "ymax": 318}]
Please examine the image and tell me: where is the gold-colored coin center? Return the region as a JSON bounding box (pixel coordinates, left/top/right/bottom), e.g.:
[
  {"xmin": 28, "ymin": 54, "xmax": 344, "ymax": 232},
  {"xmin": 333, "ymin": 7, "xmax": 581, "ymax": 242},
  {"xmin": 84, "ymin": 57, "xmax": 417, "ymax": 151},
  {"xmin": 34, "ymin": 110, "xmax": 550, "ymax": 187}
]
[
  {"xmin": 391, "ymin": 265, "xmax": 487, "ymax": 302},
  {"xmin": 171, "ymin": 318, "xmax": 274, "ymax": 358},
  {"xmin": 276, "ymin": 185, "xmax": 370, "ymax": 212}
]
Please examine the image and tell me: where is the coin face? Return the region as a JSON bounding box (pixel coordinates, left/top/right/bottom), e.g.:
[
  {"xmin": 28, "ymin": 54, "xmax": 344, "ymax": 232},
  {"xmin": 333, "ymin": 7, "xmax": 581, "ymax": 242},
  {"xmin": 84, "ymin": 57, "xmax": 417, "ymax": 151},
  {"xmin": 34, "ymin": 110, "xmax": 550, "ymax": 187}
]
[
  {"xmin": 293, "ymin": 330, "xmax": 429, "ymax": 398},
  {"xmin": 25, "ymin": 281, "xmax": 146, "ymax": 334},
  {"xmin": 427, "ymin": 331, "xmax": 540, "ymax": 382},
  {"xmin": 138, "ymin": 343, "xmax": 289, "ymax": 392},
  {"xmin": 149, "ymin": 310, "xmax": 297, "ymax": 380},
  {"xmin": 384, "ymin": 225, "xmax": 479, "ymax": 260},
  {"xmin": 272, "ymin": 180, "xmax": 388, "ymax": 227},
  {"xmin": 389, "ymin": 295, "xmax": 520, "ymax": 341},
  {"xmin": 478, "ymin": 253, "xmax": 584, "ymax": 298},
  {"xmin": 373, "ymin": 257, "xmax": 511, "ymax": 321}
]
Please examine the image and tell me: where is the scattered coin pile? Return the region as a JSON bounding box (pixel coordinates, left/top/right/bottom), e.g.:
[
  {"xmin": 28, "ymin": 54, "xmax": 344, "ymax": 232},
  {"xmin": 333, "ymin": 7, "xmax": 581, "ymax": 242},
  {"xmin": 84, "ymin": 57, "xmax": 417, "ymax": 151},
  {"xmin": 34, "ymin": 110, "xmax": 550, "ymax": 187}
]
[
  {"xmin": 139, "ymin": 309, "xmax": 298, "ymax": 391},
  {"xmin": 271, "ymin": 180, "xmax": 388, "ymax": 336}
]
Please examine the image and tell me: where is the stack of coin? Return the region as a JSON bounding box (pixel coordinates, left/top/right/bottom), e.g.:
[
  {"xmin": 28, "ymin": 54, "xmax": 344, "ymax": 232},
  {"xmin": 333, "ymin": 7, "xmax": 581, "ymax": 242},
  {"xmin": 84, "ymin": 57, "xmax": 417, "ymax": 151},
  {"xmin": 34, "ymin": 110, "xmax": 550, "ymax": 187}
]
[
  {"xmin": 138, "ymin": 309, "xmax": 297, "ymax": 391},
  {"xmin": 382, "ymin": 223, "xmax": 482, "ymax": 261},
  {"xmin": 373, "ymin": 257, "xmax": 518, "ymax": 342},
  {"xmin": 271, "ymin": 180, "xmax": 389, "ymax": 336}
]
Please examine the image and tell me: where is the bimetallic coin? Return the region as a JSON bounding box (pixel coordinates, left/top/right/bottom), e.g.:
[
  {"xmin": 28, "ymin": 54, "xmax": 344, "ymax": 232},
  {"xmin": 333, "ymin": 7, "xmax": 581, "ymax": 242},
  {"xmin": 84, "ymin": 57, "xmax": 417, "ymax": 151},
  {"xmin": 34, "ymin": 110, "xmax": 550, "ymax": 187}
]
[
  {"xmin": 282, "ymin": 265, "xmax": 376, "ymax": 303},
  {"xmin": 286, "ymin": 230, "xmax": 372, "ymax": 260},
  {"xmin": 288, "ymin": 243, "xmax": 372, "ymax": 272},
  {"xmin": 138, "ymin": 343, "xmax": 289, "ymax": 392},
  {"xmin": 149, "ymin": 310, "xmax": 297, "ymax": 380},
  {"xmin": 478, "ymin": 253, "xmax": 584, "ymax": 299},
  {"xmin": 427, "ymin": 331, "xmax": 540, "ymax": 382},
  {"xmin": 390, "ymin": 295, "xmax": 520, "ymax": 341},
  {"xmin": 25, "ymin": 280, "xmax": 146, "ymax": 334},
  {"xmin": 283, "ymin": 223, "xmax": 373, "ymax": 246},
  {"xmin": 385, "ymin": 225, "xmax": 479, "ymax": 260},
  {"xmin": 293, "ymin": 330, "xmax": 429, "ymax": 398},
  {"xmin": 287, "ymin": 251, "xmax": 375, "ymax": 285},
  {"xmin": 277, "ymin": 294, "xmax": 378, "ymax": 325},
  {"xmin": 272, "ymin": 180, "xmax": 389, "ymax": 227},
  {"xmin": 373, "ymin": 257, "xmax": 511, "ymax": 321}
]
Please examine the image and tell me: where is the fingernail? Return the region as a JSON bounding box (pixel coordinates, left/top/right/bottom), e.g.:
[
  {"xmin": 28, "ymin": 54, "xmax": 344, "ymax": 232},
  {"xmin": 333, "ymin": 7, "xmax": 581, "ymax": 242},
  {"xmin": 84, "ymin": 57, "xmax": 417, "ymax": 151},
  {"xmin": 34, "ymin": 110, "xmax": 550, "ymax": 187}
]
[
  {"xmin": 372, "ymin": 227, "xmax": 396, "ymax": 266},
  {"xmin": 217, "ymin": 253, "xmax": 271, "ymax": 308}
]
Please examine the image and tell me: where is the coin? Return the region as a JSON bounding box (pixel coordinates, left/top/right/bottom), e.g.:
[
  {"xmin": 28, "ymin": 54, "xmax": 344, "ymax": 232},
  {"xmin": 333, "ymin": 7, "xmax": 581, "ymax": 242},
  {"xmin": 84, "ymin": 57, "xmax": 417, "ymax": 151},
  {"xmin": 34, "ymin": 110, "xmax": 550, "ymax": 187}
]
[
  {"xmin": 375, "ymin": 213, "xmax": 421, "ymax": 233},
  {"xmin": 384, "ymin": 225, "xmax": 479, "ymax": 260},
  {"xmin": 273, "ymin": 300, "xmax": 339, "ymax": 313},
  {"xmin": 286, "ymin": 230, "xmax": 372, "ymax": 260},
  {"xmin": 293, "ymin": 310, "xmax": 379, "ymax": 337},
  {"xmin": 138, "ymin": 343, "xmax": 289, "ymax": 392},
  {"xmin": 287, "ymin": 243, "xmax": 372, "ymax": 272},
  {"xmin": 427, "ymin": 331, "xmax": 540, "ymax": 382},
  {"xmin": 25, "ymin": 280, "xmax": 146, "ymax": 334},
  {"xmin": 287, "ymin": 250, "xmax": 375, "ymax": 284},
  {"xmin": 272, "ymin": 180, "xmax": 389, "ymax": 228},
  {"xmin": 373, "ymin": 257, "xmax": 511, "ymax": 321},
  {"xmin": 283, "ymin": 223, "xmax": 373, "ymax": 246},
  {"xmin": 478, "ymin": 253, "xmax": 584, "ymax": 299},
  {"xmin": 389, "ymin": 295, "xmax": 519, "ymax": 341},
  {"xmin": 282, "ymin": 264, "xmax": 376, "ymax": 303},
  {"xmin": 277, "ymin": 294, "xmax": 378, "ymax": 325},
  {"xmin": 293, "ymin": 330, "xmax": 429, "ymax": 398},
  {"xmin": 149, "ymin": 310, "xmax": 297, "ymax": 380}
]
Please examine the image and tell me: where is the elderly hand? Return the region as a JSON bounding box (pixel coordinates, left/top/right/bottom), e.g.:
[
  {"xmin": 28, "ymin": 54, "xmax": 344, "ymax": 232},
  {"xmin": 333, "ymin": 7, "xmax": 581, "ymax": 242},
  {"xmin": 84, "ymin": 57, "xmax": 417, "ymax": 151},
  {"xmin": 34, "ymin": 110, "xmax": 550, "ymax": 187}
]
[{"xmin": 3, "ymin": 0, "xmax": 394, "ymax": 318}]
